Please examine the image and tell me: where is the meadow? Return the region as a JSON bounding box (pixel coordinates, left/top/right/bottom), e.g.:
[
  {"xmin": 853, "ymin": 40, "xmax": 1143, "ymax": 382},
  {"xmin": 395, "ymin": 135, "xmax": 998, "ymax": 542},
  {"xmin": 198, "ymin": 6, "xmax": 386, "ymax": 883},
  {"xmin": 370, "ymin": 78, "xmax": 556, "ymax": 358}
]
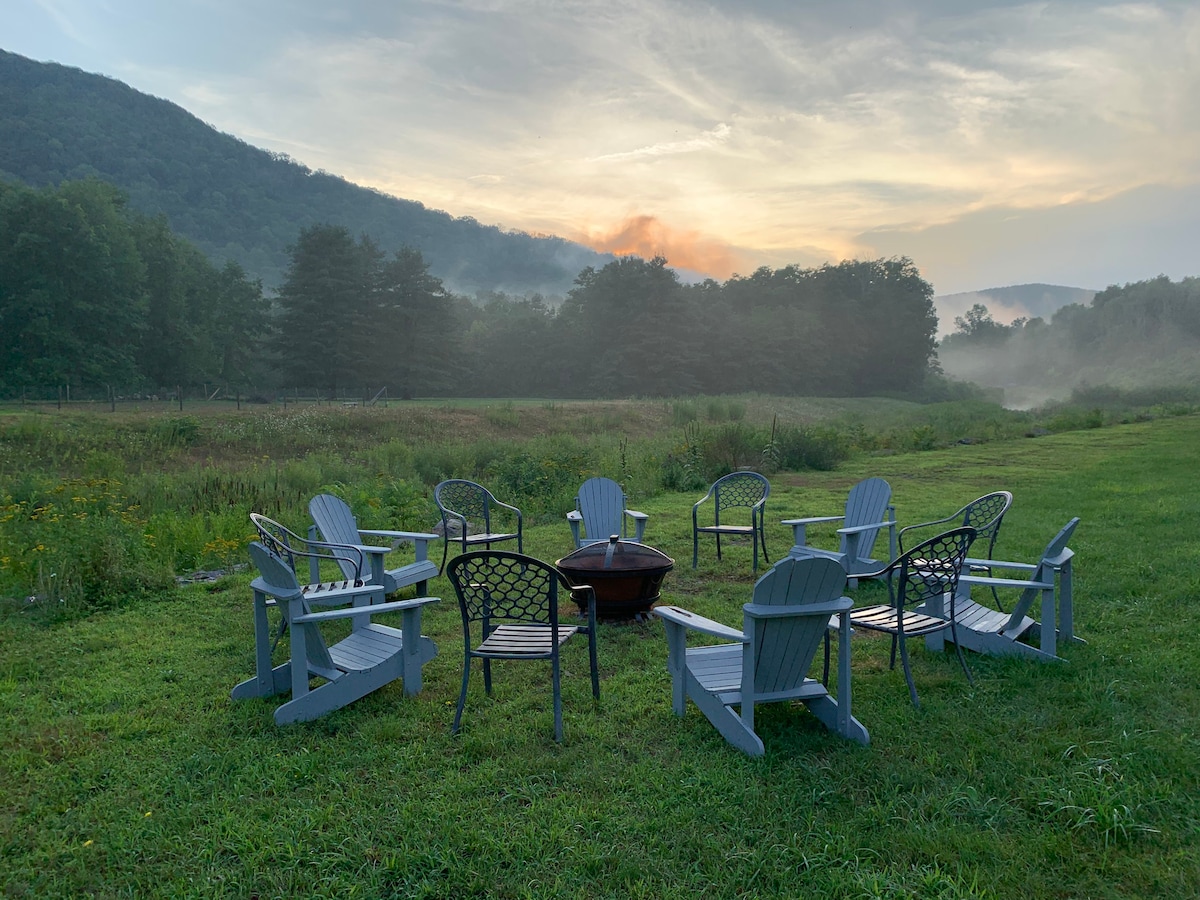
[{"xmin": 1, "ymin": 397, "xmax": 1198, "ymax": 898}]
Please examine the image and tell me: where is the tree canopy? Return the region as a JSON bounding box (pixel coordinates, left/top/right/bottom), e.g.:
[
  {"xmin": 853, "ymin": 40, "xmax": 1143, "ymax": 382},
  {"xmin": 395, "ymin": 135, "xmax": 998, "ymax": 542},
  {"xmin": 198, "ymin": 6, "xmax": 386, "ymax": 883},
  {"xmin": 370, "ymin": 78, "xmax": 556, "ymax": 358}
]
[
  {"xmin": 2, "ymin": 178, "xmax": 947, "ymax": 400},
  {"xmin": 0, "ymin": 179, "xmax": 267, "ymax": 392}
]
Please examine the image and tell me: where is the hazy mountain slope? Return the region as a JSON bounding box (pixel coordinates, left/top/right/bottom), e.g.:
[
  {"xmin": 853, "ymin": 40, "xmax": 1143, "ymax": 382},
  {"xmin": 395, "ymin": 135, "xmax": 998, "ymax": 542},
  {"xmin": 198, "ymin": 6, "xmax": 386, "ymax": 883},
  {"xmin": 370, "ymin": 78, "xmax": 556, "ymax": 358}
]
[
  {"xmin": 0, "ymin": 49, "xmax": 610, "ymax": 294},
  {"xmin": 934, "ymin": 283, "xmax": 1096, "ymax": 333}
]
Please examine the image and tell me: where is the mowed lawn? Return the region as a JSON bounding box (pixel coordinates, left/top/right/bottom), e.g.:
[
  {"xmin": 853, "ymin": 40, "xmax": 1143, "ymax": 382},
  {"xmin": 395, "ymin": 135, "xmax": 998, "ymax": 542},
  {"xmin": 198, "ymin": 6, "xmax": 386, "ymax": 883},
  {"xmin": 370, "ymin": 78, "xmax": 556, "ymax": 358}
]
[{"xmin": 2, "ymin": 415, "xmax": 1199, "ymax": 899}]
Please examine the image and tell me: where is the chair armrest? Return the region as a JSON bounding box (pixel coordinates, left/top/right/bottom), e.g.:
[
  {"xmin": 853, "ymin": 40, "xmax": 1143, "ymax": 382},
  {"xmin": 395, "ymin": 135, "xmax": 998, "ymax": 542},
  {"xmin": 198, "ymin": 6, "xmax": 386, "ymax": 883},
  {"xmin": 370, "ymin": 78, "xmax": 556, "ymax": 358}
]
[
  {"xmin": 293, "ymin": 595, "xmax": 439, "ymax": 623},
  {"xmin": 494, "ymin": 500, "xmax": 523, "ymax": 520},
  {"xmin": 625, "ymin": 509, "xmax": 648, "ymax": 521},
  {"xmin": 346, "ymin": 543, "xmax": 391, "ymax": 557},
  {"xmin": 744, "ymin": 596, "xmax": 853, "ymax": 619},
  {"xmin": 899, "ymin": 514, "xmax": 956, "ymax": 539},
  {"xmin": 1045, "ymin": 549, "xmax": 1073, "ymax": 568},
  {"xmin": 781, "ymin": 515, "xmax": 844, "ymax": 527},
  {"xmin": 837, "ymin": 519, "xmax": 896, "ymax": 535},
  {"xmin": 653, "ymin": 605, "xmax": 746, "ymax": 642},
  {"xmin": 959, "ymin": 573, "xmax": 1053, "ymax": 591},
  {"xmin": 359, "ymin": 529, "xmax": 439, "ymax": 545},
  {"xmin": 567, "ymin": 510, "xmax": 583, "ymax": 522},
  {"xmin": 965, "ymin": 556, "xmax": 1037, "ymax": 572}
]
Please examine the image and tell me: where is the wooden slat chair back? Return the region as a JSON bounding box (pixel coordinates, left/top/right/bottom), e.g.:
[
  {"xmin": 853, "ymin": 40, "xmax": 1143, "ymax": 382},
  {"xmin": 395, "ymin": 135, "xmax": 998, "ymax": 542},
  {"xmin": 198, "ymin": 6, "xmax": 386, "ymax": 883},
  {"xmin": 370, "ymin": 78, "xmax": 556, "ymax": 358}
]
[
  {"xmin": 654, "ymin": 556, "xmax": 869, "ymax": 756},
  {"xmin": 231, "ymin": 541, "xmax": 438, "ymax": 725},
  {"xmin": 434, "ymin": 479, "xmax": 523, "ymax": 574},
  {"xmin": 308, "ymin": 493, "xmax": 439, "ymax": 595},
  {"xmin": 568, "ymin": 476, "xmax": 648, "ymax": 548},
  {"xmin": 848, "ymin": 526, "xmax": 977, "ymax": 708},
  {"xmin": 692, "ymin": 471, "xmax": 771, "ymax": 573},
  {"xmin": 783, "ymin": 477, "xmax": 896, "ymax": 585},
  {"xmin": 932, "ymin": 517, "xmax": 1082, "ymax": 661},
  {"xmin": 446, "ymin": 550, "xmax": 599, "ymax": 742}
]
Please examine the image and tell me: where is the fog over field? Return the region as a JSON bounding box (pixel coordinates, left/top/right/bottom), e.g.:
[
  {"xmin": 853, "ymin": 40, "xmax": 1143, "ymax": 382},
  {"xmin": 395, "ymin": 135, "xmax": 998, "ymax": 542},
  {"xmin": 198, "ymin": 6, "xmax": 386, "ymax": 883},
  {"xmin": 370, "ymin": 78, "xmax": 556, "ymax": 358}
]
[{"xmin": 935, "ymin": 278, "xmax": 1200, "ymax": 408}]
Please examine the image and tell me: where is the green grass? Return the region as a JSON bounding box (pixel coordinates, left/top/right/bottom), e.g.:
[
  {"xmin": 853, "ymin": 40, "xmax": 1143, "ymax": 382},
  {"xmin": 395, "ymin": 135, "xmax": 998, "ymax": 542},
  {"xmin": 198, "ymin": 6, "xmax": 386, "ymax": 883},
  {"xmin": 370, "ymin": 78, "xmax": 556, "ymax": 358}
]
[{"xmin": 2, "ymin": 408, "xmax": 1200, "ymax": 897}]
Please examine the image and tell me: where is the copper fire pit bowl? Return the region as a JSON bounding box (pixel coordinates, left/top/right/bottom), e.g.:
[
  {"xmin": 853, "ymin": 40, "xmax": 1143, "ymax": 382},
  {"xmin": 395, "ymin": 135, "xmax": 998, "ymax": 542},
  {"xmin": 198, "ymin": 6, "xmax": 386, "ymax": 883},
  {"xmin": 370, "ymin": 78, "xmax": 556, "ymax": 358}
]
[{"xmin": 556, "ymin": 536, "xmax": 674, "ymax": 619}]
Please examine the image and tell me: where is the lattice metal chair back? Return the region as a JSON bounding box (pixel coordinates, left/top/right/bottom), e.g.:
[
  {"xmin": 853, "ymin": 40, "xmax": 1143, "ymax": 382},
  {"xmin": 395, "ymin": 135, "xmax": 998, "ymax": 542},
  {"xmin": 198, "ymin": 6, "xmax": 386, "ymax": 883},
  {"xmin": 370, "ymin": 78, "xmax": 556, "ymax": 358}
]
[
  {"xmin": 434, "ymin": 479, "xmax": 523, "ymax": 574},
  {"xmin": 849, "ymin": 526, "xmax": 977, "ymax": 707},
  {"xmin": 899, "ymin": 490, "xmax": 1012, "ymax": 609},
  {"xmin": 692, "ymin": 471, "xmax": 771, "ymax": 573},
  {"xmin": 250, "ymin": 512, "xmax": 367, "ymax": 589},
  {"xmin": 446, "ymin": 550, "xmax": 599, "ymax": 741},
  {"xmin": 899, "ymin": 491, "xmax": 1011, "ymax": 557},
  {"xmin": 960, "ymin": 491, "xmax": 1012, "ymax": 561}
]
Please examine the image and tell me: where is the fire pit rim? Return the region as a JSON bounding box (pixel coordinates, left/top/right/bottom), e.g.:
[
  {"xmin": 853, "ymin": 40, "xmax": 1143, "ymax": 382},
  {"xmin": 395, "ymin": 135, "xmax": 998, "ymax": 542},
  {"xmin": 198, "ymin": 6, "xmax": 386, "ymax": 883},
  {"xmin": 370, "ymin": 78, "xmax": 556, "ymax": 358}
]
[{"xmin": 555, "ymin": 537, "xmax": 675, "ymax": 619}]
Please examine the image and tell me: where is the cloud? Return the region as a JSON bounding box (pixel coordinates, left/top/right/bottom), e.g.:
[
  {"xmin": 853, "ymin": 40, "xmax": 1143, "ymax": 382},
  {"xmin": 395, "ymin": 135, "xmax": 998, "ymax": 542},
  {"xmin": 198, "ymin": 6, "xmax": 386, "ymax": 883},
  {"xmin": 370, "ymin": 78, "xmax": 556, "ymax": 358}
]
[
  {"xmin": 587, "ymin": 123, "xmax": 732, "ymax": 163},
  {"xmin": 577, "ymin": 214, "xmax": 747, "ymax": 280}
]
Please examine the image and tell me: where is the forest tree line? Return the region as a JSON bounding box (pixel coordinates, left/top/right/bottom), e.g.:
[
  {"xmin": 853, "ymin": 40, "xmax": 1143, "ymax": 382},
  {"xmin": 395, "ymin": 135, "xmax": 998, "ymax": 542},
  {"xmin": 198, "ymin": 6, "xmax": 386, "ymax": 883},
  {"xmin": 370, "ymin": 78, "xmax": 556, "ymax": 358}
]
[{"xmin": 1, "ymin": 178, "xmax": 950, "ymax": 399}]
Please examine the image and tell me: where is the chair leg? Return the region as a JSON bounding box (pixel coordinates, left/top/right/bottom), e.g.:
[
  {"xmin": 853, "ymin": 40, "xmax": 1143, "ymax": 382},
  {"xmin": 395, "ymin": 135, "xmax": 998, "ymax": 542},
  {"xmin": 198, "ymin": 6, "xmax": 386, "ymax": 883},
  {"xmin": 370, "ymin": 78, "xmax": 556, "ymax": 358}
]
[
  {"xmin": 692, "ymin": 530, "xmax": 699, "ymax": 569},
  {"xmin": 453, "ymin": 654, "xmax": 471, "ymax": 734},
  {"xmin": 551, "ymin": 653, "xmax": 564, "ymax": 742},
  {"xmin": 751, "ymin": 530, "xmax": 758, "ymax": 575},
  {"xmin": 822, "ymin": 631, "xmax": 831, "ymax": 686},
  {"xmin": 439, "ymin": 535, "xmax": 450, "ymax": 575},
  {"xmin": 889, "ymin": 634, "xmax": 898, "ymax": 670},
  {"xmin": 760, "ymin": 522, "xmax": 770, "ymax": 565},
  {"xmin": 950, "ymin": 619, "xmax": 975, "ymax": 686},
  {"xmin": 897, "ymin": 634, "xmax": 921, "ymax": 708},
  {"xmin": 588, "ymin": 631, "xmax": 600, "ymax": 700},
  {"xmin": 483, "ymin": 658, "xmax": 493, "ymax": 694},
  {"xmin": 715, "ymin": 533, "xmax": 722, "ymax": 561}
]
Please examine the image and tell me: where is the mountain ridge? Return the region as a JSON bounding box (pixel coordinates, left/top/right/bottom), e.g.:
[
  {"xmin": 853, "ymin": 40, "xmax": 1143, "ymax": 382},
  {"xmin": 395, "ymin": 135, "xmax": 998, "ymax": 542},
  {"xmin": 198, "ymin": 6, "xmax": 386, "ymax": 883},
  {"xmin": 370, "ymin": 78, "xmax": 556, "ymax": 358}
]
[
  {"xmin": 933, "ymin": 282, "xmax": 1096, "ymax": 335},
  {"xmin": 0, "ymin": 48, "xmax": 612, "ymax": 295}
]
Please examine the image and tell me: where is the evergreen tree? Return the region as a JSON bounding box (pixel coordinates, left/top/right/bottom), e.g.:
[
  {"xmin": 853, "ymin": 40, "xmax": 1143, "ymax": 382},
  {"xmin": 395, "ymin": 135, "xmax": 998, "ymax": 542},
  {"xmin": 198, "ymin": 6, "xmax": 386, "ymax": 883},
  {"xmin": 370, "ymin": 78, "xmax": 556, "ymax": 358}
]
[{"xmin": 274, "ymin": 224, "xmax": 374, "ymax": 392}]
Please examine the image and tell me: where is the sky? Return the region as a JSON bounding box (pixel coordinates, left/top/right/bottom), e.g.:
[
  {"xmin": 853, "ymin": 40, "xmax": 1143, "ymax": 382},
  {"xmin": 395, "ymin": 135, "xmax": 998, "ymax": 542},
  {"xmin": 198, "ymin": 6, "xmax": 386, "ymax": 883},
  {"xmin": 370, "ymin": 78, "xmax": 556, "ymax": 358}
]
[{"xmin": 4, "ymin": 0, "xmax": 1200, "ymax": 307}]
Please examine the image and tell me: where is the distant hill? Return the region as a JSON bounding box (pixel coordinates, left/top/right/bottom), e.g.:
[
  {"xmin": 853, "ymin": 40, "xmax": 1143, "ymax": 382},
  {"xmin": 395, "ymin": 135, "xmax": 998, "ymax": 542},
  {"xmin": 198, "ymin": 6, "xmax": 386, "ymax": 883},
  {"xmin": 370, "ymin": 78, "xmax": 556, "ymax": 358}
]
[
  {"xmin": 0, "ymin": 49, "xmax": 611, "ymax": 295},
  {"xmin": 934, "ymin": 283, "xmax": 1096, "ymax": 334}
]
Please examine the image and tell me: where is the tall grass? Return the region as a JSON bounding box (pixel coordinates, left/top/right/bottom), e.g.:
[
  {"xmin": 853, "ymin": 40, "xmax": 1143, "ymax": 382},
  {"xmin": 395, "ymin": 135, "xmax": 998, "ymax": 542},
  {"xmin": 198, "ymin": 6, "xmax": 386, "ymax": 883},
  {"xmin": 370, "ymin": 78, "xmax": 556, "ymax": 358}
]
[{"xmin": 2, "ymin": 393, "xmax": 1198, "ymax": 616}]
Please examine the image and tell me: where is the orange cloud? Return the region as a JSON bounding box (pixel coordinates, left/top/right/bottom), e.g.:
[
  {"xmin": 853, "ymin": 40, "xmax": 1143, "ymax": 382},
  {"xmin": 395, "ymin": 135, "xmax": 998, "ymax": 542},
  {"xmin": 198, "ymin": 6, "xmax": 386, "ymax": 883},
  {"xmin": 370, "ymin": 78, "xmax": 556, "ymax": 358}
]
[{"xmin": 577, "ymin": 215, "xmax": 746, "ymax": 280}]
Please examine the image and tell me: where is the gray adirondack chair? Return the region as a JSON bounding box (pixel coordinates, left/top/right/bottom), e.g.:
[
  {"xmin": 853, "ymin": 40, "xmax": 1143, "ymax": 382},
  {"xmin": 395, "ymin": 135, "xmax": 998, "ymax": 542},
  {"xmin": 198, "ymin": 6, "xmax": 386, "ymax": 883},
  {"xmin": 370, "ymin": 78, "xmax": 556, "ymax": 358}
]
[
  {"xmin": 433, "ymin": 480, "xmax": 523, "ymax": 574},
  {"xmin": 848, "ymin": 526, "xmax": 977, "ymax": 707},
  {"xmin": 308, "ymin": 493, "xmax": 439, "ymax": 596},
  {"xmin": 231, "ymin": 541, "xmax": 438, "ymax": 725},
  {"xmin": 924, "ymin": 517, "xmax": 1082, "ymax": 661},
  {"xmin": 567, "ymin": 477, "xmax": 648, "ymax": 548},
  {"xmin": 654, "ymin": 556, "xmax": 869, "ymax": 756},
  {"xmin": 782, "ymin": 477, "xmax": 896, "ymax": 586},
  {"xmin": 446, "ymin": 550, "xmax": 599, "ymax": 742},
  {"xmin": 692, "ymin": 471, "xmax": 771, "ymax": 573}
]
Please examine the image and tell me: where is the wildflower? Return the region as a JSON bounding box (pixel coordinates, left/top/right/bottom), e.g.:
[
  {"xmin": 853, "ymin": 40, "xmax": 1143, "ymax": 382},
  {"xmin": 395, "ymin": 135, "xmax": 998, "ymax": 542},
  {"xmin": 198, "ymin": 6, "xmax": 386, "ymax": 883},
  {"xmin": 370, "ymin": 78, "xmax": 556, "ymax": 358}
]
[{"xmin": 83, "ymin": 840, "xmax": 93, "ymax": 847}]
